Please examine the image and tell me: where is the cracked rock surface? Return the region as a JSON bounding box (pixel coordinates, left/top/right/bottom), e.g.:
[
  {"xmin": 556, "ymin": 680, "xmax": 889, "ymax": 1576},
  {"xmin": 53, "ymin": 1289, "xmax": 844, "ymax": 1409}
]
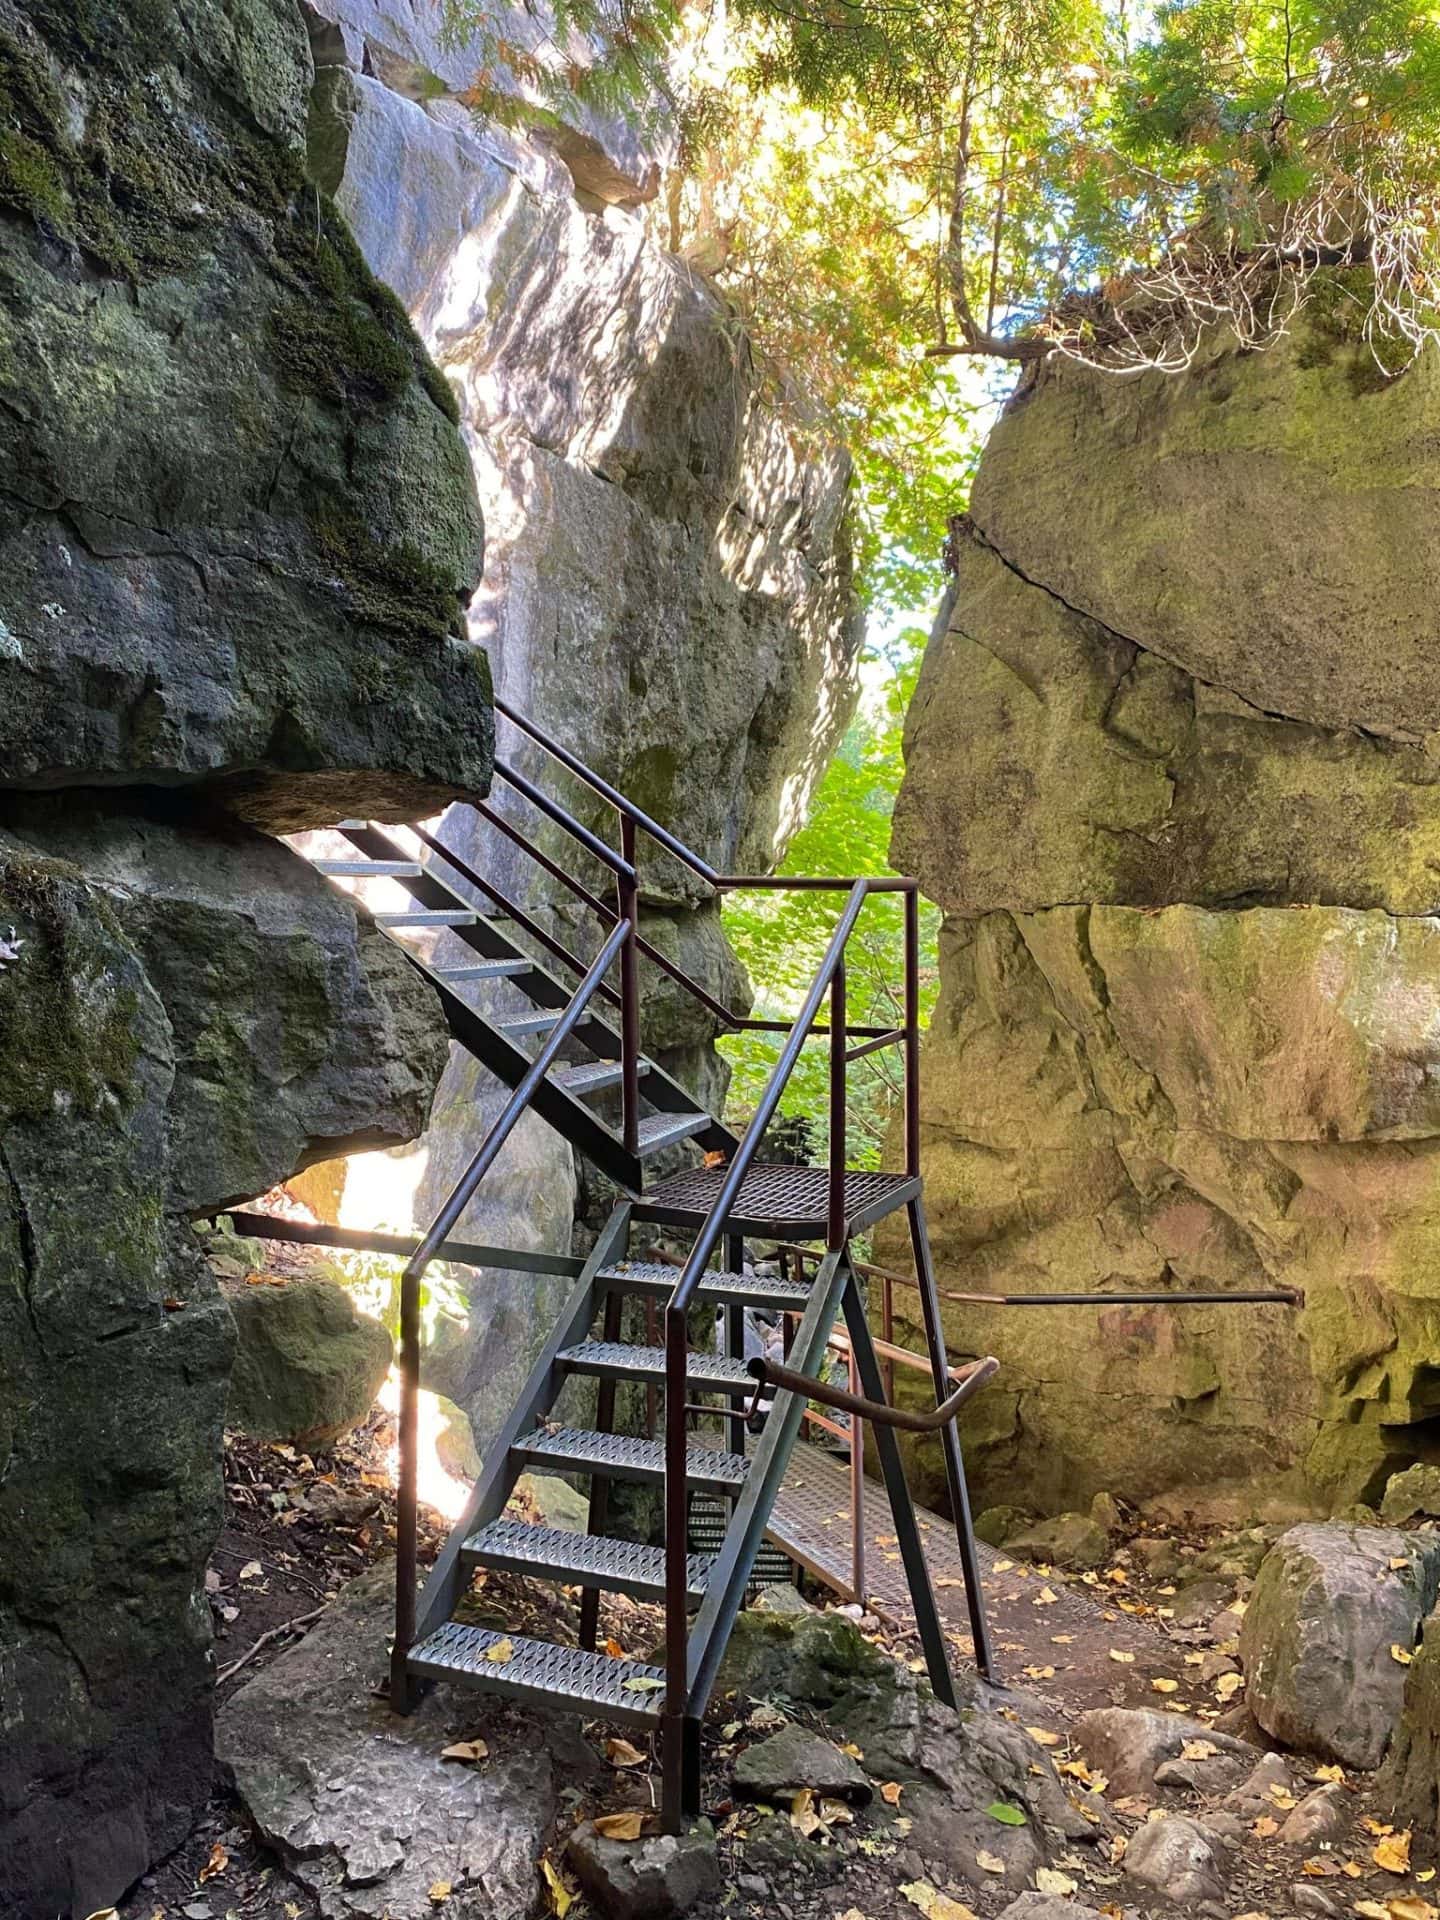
[{"xmin": 885, "ymin": 315, "xmax": 1440, "ymax": 1522}]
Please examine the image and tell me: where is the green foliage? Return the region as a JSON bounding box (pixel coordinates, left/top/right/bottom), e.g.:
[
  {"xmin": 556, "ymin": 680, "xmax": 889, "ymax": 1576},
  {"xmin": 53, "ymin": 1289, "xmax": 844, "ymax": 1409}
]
[{"xmin": 720, "ymin": 629, "xmax": 939, "ymax": 1163}]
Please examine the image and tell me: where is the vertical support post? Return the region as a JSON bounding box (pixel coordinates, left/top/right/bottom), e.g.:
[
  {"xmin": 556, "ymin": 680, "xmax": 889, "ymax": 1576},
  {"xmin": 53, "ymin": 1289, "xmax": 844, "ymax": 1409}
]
[
  {"xmin": 390, "ymin": 1258, "xmax": 422, "ymax": 1710},
  {"xmin": 907, "ymin": 1195, "xmax": 996, "ymax": 1681},
  {"xmin": 579, "ymin": 1286, "xmax": 623, "ymax": 1651},
  {"xmin": 882, "ymin": 1270, "xmax": 896, "ymax": 1406},
  {"xmin": 644, "ymin": 1298, "xmax": 659, "ymax": 1439},
  {"xmin": 903, "ymin": 885, "xmax": 920, "ymax": 1179},
  {"xmin": 618, "ymin": 814, "xmax": 640, "ymax": 1157},
  {"xmin": 828, "ymin": 960, "xmax": 847, "ymax": 1251},
  {"xmin": 848, "ymin": 1342, "xmax": 866, "ymax": 1604},
  {"xmin": 662, "ymin": 1300, "xmax": 689, "ymax": 1832},
  {"xmin": 725, "ymin": 1231, "xmax": 747, "ymax": 1456}
]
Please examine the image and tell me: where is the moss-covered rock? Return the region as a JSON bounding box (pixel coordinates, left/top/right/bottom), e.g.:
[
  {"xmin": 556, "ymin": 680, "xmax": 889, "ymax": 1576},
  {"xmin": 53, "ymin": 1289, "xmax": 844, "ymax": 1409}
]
[
  {"xmin": 0, "ymin": 0, "xmax": 491, "ymax": 829},
  {"xmin": 225, "ymin": 1269, "xmax": 391, "ymax": 1446}
]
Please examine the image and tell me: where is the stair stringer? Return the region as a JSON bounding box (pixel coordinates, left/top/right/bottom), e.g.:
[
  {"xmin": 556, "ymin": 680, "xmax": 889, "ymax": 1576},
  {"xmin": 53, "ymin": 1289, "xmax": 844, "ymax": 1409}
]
[{"xmin": 409, "ymin": 1203, "xmax": 632, "ymax": 1651}]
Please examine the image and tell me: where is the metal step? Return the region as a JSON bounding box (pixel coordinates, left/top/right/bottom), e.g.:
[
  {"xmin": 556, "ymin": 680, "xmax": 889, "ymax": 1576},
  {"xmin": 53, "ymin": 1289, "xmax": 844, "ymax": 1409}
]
[
  {"xmin": 513, "ymin": 1426, "xmax": 748, "ymax": 1497},
  {"xmin": 499, "ymin": 1011, "xmax": 563, "ymax": 1039},
  {"xmin": 552, "ymin": 1059, "xmax": 652, "ymax": 1098},
  {"xmin": 559, "ymin": 1341, "xmax": 753, "ymax": 1394},
  {"xmin": 634, "ymin": 1111, "xmax": 710, "ymax": 1157},
  {"xmin": 408, "ymin": 1622, "xmax": 666, "ymax": 1727},
  {"xmin": 375, "ymin": 910, "xmax": 478, "ymax": 928},
  {"xmin": 463, "ymin": 1518, "xmax": 713, "ymax": 1604},
  {"xmin": 599, "ymin": 1260, "xmax": 811, "ymax": 1312},
  {"xmin": 311, "ymin": 858, "xmax": 424, "ymax": 878},
  {"xmin": 435, "ymin": 960, "xmax": 532, "ymax": 982}
]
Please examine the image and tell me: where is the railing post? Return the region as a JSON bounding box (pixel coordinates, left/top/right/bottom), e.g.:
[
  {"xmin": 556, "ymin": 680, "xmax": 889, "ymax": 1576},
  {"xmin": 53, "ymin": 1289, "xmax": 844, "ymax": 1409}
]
[
  {"xmin": 618, "ymin": 815, "xmax": 640, "ymax": 1157},
  {"xmin": 390, "ymin": 1257, "xmax": 422, "ymax": 1708},
  {"xmin": 849, "ymin": 1340, "xmax": 866, "ymax": 1604},
  {"xmin": 903, "ymin": 884, "xmax": 920, "ymax": 1179},
  {"xmin": 828, "ymin": 959, "xmax": 847, "ymax": 1251},
  {"xmin": 663, "ymin": 1300, "xmax": 690, "ymax": 1830}
]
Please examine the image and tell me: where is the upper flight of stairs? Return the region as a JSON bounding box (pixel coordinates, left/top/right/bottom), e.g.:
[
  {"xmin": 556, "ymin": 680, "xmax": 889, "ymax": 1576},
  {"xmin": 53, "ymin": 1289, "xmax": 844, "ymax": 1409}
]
[{"xmin": 309, "ymin": 820, "xmax": 736, "ymax": 1193}]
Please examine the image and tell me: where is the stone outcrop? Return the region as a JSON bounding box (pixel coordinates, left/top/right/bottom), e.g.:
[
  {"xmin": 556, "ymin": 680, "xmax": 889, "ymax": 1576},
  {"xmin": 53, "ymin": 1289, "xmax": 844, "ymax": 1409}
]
[
  {"xmin": 887, "ymin": 313, "xmax": 1440, "ymax": 1519},
  {"xmin": 0, "ymin": 0, "xmax": 490, "ymax": 831},
  {"xmin": 289, "ymin": 0, "xmax": 862, "ymax": 1451},
  {"xmin": 225, "ymin": 1266, "xmax": 393, "ymax": 1445},
  {"xmin": 0, "ymin": 4, "xmax": 488, "ymax": 1911}
]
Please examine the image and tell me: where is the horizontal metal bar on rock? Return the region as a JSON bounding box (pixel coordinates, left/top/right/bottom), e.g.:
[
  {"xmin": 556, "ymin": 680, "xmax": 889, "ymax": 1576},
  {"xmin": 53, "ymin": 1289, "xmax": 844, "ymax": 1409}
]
[{"xmin": 217, "ymin": 1210, "xmax": 585, "ymax": 1278}]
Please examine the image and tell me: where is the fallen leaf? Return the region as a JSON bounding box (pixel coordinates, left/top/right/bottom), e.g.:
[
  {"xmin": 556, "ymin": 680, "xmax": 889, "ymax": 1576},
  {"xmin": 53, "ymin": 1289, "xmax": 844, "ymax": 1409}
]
[
  {"xmin": 791, "ymin": 1787, "xmax": 824, "ymax": 1838},
  {"xmin": 604, "ymin": 1637, "xmax": 627, "ymax": 1659},
  {"xmin": 428, "ymin": 1885, "xmax": 452, "ymax": 1905},
  {"xmin": 1023, "ymin": 1665, "xmax": 1056, "ymax": 1681},
  {"xmin": 197, "ymin": 1842, "xmax": 228, "ymax": 1884},
  {"xmin": 594, "ymin": 1811, "xmax": 646, "ymax": 1841},
  {"xmin": 1392, "ymin": 1644, "xmax": 1415, "ymax": 1666},
  {"xmin": 1313, "ymin": 1763, "xmax": 1345, "ymax": 1783},
  {"xmin": 1181, "ymin": 1740, "xmax": 1219, "ymax": 1761},
  {"xmin": 238, "ymin": 1560, "xmax": 263, "ymax": 1581},
  {"xmin": 1215, "ymin": 1672, "xmax": 1244, "ymax": 1700},
  {"xmin": 899, "ymin": 1881, "xmax": 978, "ymax": 1920},
  {"xmin": 1375, "ymin": 1830, "xmax": 1413, "ymax": 1874},
  {"xmin": 1033, "ymin": 1586, "xmax": 1058, "ymax": 1606},
  {"xmin": 839, "ymin": 1741, "xmax": 864, "ymax": 1759},
  {"xmin": 985, "ymin": 1801, "xmax": 1028, "ymax": 1826},
  {"xmin": 606, "ymin": 1737, "xmax": 647, "ymax": 1769},
  {"xmin": 1050, "ymin": 1633, "xmax": 1074, "ymax": 1644},
  {"xmin": 819, "ymin": 1797, "xmax": 855, "ymax": 1827},
  {"xmin": 1035, "ymin": 1869, "xmax": 1077, "ymax": 1897},
  {"xmin": 1026, "ymin": 1727, "xmax": 1062, "ymax": 1747},
  {"xmin": 82, "ymin": 1912, "xmax": 119, "ymax": 1920},
  {"xmin": 1151, "ymin": 1677, "xmax": 1179, "ymax": 1693},
  {"xmin": 1354, "ymin": 1904, "xmax": 1392, "ymax": 1920},
  {"xmin": 1389, "ymin": 1899, "xmax": 1440, "ymax": 1920},
  {"xmin": 1252, "ymin": 1815, "xmax": 1280, "ymax": 1838},
  {"xmin": 485, "ymin": 1638, "xmax": 515, "ymax": 1665},
  {"xmin": 881, "ymin": 1780, "xmax": 904, "ymax": 1806},
  {"xmin": 1267, "ymin": 1783, "xmax": 1297, "ymax": 1809},
  {"xmin": 542, "ymin": 1857, "xmax": 573, "ymax": 1918},
  {"xmin": 975, "ymin": 1849, "xmax": 1006, "ymax": 1875},
  {"xmin": 1391, "ymin": 1557, "xmax": 1411, "ymax": 1570},
  {"xmin": 1108, "ymin": 1649, "xmax": 1135, "ymax": 1665},
  {"xmin": 441, "ymin": 1740, "xmax": 489, "ymax": 1764},
  {"xmin": 622, "ymin": 1675, "xmax": 665, "ymax": 1693}
]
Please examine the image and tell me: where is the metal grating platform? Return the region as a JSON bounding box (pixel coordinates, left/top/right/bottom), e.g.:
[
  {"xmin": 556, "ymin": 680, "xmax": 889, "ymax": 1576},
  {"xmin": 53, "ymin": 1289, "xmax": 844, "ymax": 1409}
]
[
  {"xmin": 408, "ymin": 1622, "xmax": 666, "ymax": 1726},
  {"xmin": 464, "ymin": 1518, "xmax": 713, "ymax": 1603},
  {"xmin": 558, "ymin": 1341, "xmax": 753, "ymax": 1392},
  {"xmin": 600, "ymin": 1260, "xmax": 812, "ymax": 1312},
  {"xmin": 513, "ymin": 1426, "xmax": 749, "ymax": 1496},
  {"xmin": 634, "ymin": 1162, "xmax": 921, "ymax": 1237}
]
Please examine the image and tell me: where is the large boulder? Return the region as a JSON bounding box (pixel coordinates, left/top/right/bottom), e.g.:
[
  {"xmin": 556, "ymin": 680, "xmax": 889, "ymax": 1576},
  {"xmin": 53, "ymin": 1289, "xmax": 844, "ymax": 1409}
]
[
  {"xmin": 1382, "ymin": 1605, "xmax": 1440, "ymax": 1841},
  {"xmin": 219, "ymin": 1566, "xmax": 559, "ymax": 1918},
  {"xmin": 225, "ymin": 1268, "xmax": 392, "ymax": 1445},
  {"xmin": 0, "ymin": 0, "xmax": 490, "ymax": 830},
  {"xmin": 1241, "ymin": 1523, "xmax": 1440, "ymax": 1768},
  {"xmin": 885, "ymin": 317, "xmax": 1440, "ymax": 1521}
]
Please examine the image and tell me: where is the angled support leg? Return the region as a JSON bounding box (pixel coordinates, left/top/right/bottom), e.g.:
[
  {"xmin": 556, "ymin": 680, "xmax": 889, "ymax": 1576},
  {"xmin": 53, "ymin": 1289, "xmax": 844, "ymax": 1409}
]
[
  {"xmin": 906, "ymin": 1196, "xmax": 996, "ymax": 1680},
  {"xmin": 578, "ymin": 1284, "xmax": 623, "ymax": 1653},
  {"xmin": 842, "ymin": 1268, "xmax": 957, "ymax": 1711}
]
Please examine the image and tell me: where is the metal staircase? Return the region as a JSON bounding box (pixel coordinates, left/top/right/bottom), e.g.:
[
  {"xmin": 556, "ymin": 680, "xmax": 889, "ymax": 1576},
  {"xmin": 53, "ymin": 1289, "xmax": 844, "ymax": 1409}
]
[{"xmin": 286, "ymin": 700, "xmax": 1003, "ymax": 1830}]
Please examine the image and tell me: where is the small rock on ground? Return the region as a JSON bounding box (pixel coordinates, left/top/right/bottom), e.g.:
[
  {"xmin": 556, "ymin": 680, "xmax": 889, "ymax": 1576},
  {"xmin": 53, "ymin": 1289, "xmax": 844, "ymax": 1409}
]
[
  {"xmin": 732, "ymin": 1723, "xmax": 871, "ymax": 1802},
  {"xmin": 568, "ymin": 1823, "xmax": 721, "ymax": 1920},
  {"xmin": 997, "ymin": 1895, "xmax": 1107, "ymax": 1919},
  {"xmin": 1074, "ymin": 1706, "xmax": 1254, "ymax": 1796},
  {"xmin": 1278, "ymin": 1782, "xmax": 1349, "ymax": 1848},
  {"xmin": 1123, "ymin": 1813, "xmax": 1230, "ymax": 1907}
]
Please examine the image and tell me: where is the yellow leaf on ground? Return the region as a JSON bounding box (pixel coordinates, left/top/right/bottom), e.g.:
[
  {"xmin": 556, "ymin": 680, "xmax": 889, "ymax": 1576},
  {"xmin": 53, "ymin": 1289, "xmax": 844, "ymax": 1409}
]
[
  {"xmin": 1392, "ymin": 1644, "xmax": 1415, "ymax": 1666},
  {"xmin": 975, "ymin": 1849, "xmax": 1006, "ymax": 1875},
  {"xmin": 1181, "ymin": 1740, "xmax": 1218, "ymax": 1761},
  {"xmin": 239, "ymin": 1560, "xmax": 263, "ymax": 1581},
  {"xmin": 1026, "ymin": 1727, "xmax": 1062, "ymax": 1747},
  {"xmin": 604, "ymin": 1638, "xmax": 628, "ymax": 1659},
  {"xmin": 839, "ymin": 1741, "xmax": 864, "ymax": 1759},
  {"xmin": 1354, "ymin": 1904, "xmax": 1392, "ymax": 1920},
  {"xmin": 819, "ymin": 1798, "xmax": 855, "ymax": 1827},
  {"xmin": 1389, "ymin": 1898, "xmax": 1440, "ymax": 1920},
  {"xmin": 791, "ymin": 1788, "xmax": 824, "ymax": 1838},
  {"xmin": 485, "ymin": 1638, "xmax": 514, "ymax": 1665},
  {"xmin": 1313, "ymin": 1763, "xmax": 1345, "ymax": 1783},
  {"xmin": 594, "ymin": 1811, "xmax": 646, "ymax": 1841},
  {"xmin": 441, "ymin": 1740, "xmax": 489, "ymax": 1764},
  {"xmin": 881, "ymin": 1780, "xmax": 904, "ymax": 1805},
  {"xmin": 606, "ymin": 1737, "xmax": 647, "ymax": 1769},
  {"xmin": 542, "ymin": 1856, "xmax": 573, "ymax": 1918},
  {"xmin": 1151, "ymin": 1678, "xmax": 1179, "ymax": 1693},
  {"xmin": 1108, "ymin": 1649, "xmax": 1135, "ymax": 1664},
  {"xmin": 1035, "ymin": 1869, "xmax": 1077, "ymax": 1896},
  {"xmin": 899, "ymin": 1880, "xmax": 978, "ymax": 1920},
  {"xmin": 1252, "ymin": 1815, "xmax": 1280, "ymax": 1838},
  {"xmin": 1051, "ymin": 1634, "xmax": 1074, "ymax": 1645},
  {"xmin": 1034, "ymin": 1587, "xmax": 1058, "ymax": 1606},
  {"xmin": 1023, "ymin": 1665, "xmax": 1055, "ymax": 1680},
  {"xmin": 1391, "ymin": 1557, "xmax": 1411, "ymax": 1570},
  {"xmin": 1215, "ymin": 1672, "xmax": 1244, "ymax": 1699},
  {"xmin": 197, "ymin": 1842, "xmax": 228, "ymax": 1884},
  {"xmin": 428, "ymin": 1885, "xmax": 453, "ymax": 1905},
  {"xmin": 1375, "ymin": 1830, "xmax": 1413, "ymax": 1874}
]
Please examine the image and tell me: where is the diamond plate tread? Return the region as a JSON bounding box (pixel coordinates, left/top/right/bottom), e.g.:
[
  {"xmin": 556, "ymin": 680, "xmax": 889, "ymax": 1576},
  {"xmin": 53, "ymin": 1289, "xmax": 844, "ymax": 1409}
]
[
  {"xmin": 375, "ymin": 910, "xmax": 478, "ymax": 927},
  {"xmin": 312, "ymin": 859, "xmax": 423, "ymax": 877},
  {"xmin": 552, "ymin": 1059, "xmax": 652, "ymax": 1096},
  {"xmin": 463, "ymin": 1519, "xmax": 713, "ymax": 1602},
  {"xmin": 514, "ymin": 1426, "xmax": 749, "ymax": 1495},
  {"xmin": 559, "ymin": 1341, "xmax": 753, "ymax": 1392},
  {"xmin": 600, "ymin": 1260, "xmax": 811, "ymax": 1311},
  {"xmin": 408, "ymin": 1622, "xmax": 666, "ymax": 1724},
  {"xmin": 499, "ymin": 1012, "xmax": 562, "ymax": 1037},
  {"xmin": 634, "ymin": 1111, "xmax": 710, "ymax": 1156}
]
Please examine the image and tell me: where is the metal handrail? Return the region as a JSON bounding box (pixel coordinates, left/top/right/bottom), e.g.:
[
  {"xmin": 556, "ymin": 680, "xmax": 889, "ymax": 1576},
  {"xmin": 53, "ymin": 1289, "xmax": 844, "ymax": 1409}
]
[
  {"xmin": 747, "ymin": 1352, "xmax": 1000, "ymax": 1433},
  {"xmin": 390, "ymin": 918, "xmax": 631, "ymax": 1706}
]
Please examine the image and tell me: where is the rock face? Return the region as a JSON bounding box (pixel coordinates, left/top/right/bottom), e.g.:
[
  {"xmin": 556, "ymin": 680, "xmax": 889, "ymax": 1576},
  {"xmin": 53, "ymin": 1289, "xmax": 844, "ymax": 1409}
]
[
  {"xmin": 1240, "ymin": 1523, "xmax": 1440, "ymax": 1769},
  {"xmin": 887, "ymin": 316, "xmax": 1440, "ymax": 1518},
  {"xmin": 290, "ymin": 0, "xmax": 862, "ymax": 1450},
  {"xmin": 0, "ymin": 4, "xmax": 486, "ymax": 1910},
  {"xmin": 219, "ymin": 1567, "xmax": 560, "ymax": 1918},
  {"xmin": 225, "ymin": 1268, "xmax": 393, "ymax": 1445},
  {"xmin": 1382, "ymin": 1605, "xmax": 1440, "ymax": 1840},
  {"xmin": 0, "ymin": 0, "xmax": 490, "ymax": 831}
]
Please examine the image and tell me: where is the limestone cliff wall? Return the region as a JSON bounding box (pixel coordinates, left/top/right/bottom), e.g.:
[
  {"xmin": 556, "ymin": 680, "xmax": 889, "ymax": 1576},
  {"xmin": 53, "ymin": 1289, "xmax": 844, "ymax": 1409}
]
[
  {"xmin": 888, "ymin": 319, "xmax": 1440, "ymax": 1524},
  {"xmin": 300, "ymin": 2, "xmax": 863, "ymax": 1450},
  {"xmin": 0, "ymin": 3, "xmax": 488, "ymax": 1910}
]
